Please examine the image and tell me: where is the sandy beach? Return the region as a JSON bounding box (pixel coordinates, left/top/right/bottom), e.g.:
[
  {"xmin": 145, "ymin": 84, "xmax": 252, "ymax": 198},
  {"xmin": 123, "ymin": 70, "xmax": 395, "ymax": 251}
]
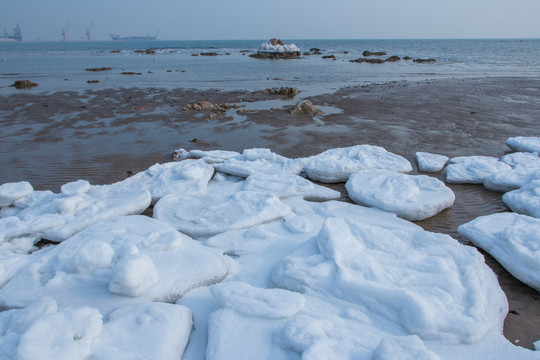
[{"xmin": 1, "ymin": 76, "xmax": 540, "ymax": 348}]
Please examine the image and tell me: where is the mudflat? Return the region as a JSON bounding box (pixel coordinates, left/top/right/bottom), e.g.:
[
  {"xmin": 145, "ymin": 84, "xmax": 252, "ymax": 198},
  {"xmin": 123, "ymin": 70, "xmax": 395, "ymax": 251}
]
[{"xmin": 1, "ymin": 76, "xmax": 539, "ymax": 348}]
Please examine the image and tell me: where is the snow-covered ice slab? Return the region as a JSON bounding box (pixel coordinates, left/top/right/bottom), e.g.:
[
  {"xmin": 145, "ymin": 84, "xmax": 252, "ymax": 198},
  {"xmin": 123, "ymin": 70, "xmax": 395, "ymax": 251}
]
[
  {"xmin": 112, "ymin": 159, "xmax": 215, "ymax": 203},
  {"xmin": 458, "ymin": 212, "xmax": 540, "ymax": 292},
  {"xmin": 416, "ymin": 152, "xmax": 449, "ymax": 172},
  {"xmin": 0, "ymin": 216, "xmax": 228, "ymax": 312},
  {"xmin": 206, "ymin": 281, "xmax": 304, "ymax": 360},
  {"xmin": 445, "ymin": 156, "xmax": 512, "ymax": 184},
  {"xmin": 154, "ymin": 190, "xmax": 291, "ymax": 238},
  {"xmin": 214, "ymin": 148, "xmax": 305, "ymax": 177},
  {"xmin": 271, "ymin": 216, "xmax": 507, "ymax": 344},
  {"xmin": 0, "ymin": 298, "xmax": 193, "ymax": 360},
  {"xmin": 0, "ymin": 181, "xmax": 151, "ymax": 247},
  {"xmin": 0, "ymin": 181, "xmax": 33, "ymax": 207},
  {"xmin": 304, "ymin": 145, "xmax": 413, "ymax": 183},
  {"xmin": 506, "ymin": 136, "xmax": 540, "ymax": 153},
  {"xmin": 243, "ymin": 173, "xmax": 340, "ymax": 201},
  {"xmin": 502, "ymin": 180, "xmax": 540, "ymax": 218},
  {"xmin": 345, "ymin": 170, "xmax": 455, "ymax": 221},
  {"xmin": 484, "ymin": 152, "xmax": 540, "ymax": 192}
]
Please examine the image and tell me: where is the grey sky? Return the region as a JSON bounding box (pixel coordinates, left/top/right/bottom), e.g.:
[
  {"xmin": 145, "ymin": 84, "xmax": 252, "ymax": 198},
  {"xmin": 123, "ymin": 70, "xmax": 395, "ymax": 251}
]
[{"xmin": 2, "ymin": 0, "xmax": 539, "ymax": 41}]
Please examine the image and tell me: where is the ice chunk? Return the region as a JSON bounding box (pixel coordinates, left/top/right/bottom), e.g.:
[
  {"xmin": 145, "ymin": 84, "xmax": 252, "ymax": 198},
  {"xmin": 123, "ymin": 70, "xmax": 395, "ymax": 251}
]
[
  {"xmin": 415, "ymin": 152, "xmax": 449, "ymax": 173},
  {"xmin": 458, "ymin": 212, "xmax": 540, "ymax": 291},
  {"xmin": 271, "ymin": 217, "xmax": 507, "ymax": 344},
  {"xmin": 0, "ymin": 216, "xmax": 229, "ymax": 313},
  {"xmin": 506, "ymin": 136, "xmax": 540, "ymax": 153},
  {"xmin": 113, "ymin": 159, "xmax": 215, "ymax": 202},
  {"xmin": 243, "ymin": 173, "xmax": 340, "ymax": 201},
  {"xmin": 345, "ymin": 170, "xmax": 455, "ymax": 221},
  {"xmin": 17, "ymin": 307, "xmax": 103, "ymax": 360},
  {"xmin": 109, "ymin": 254, "xmax": 159, "ymax": 296},
  {"xmin": 0, "ymin": 182, "xmax": 151, "ymax": 245},
  {"xmin": 304, "ymin": 145, "xmax": 412, "ymax": 183},
  {"xmin": 0, "ymin": 181, "xmax": 33, "ymax": 207},
  {"xmin": 446, "ymin": 156, "xmax": 512, "ymax": 184},
  {"xmin": 503, "ymin": 180, "xmax": 540, "ymax": 218},
  {"xmin": 154, "ymin": 190, "xmax": 291, "ymax": 238},
  {"xmin": 484, "ymin": 152, "xmax": 540, "ymax": 192},
  {"xmin": 210, "ymin": 281, "xmax": 305, "ymax": 318},
  {"xmin": 60, "ymin": 179, "xmax": 91, "ymax": 196},
  {"xmin": 173, "ymin": 148, "xmax": 240, "ymax": 164},
  {"xmin": 258, "ymin": 40, "xmax": 300, "ymax": 53},
  {"xmin": 214, "ymin": 148, "xmax": 305, "ymax": 177},
  {"xmin": 92, "ymin": 302, "xmax": 192, "ymax": 360}
]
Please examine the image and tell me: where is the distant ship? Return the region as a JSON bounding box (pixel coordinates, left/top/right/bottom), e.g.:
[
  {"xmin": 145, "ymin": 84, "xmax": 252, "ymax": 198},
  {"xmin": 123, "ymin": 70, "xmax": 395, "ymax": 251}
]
[
  {"xmin": 0, "ymin": 24, "xmax": 22, "ymax": 42},
  {"xmin": 110, "ymin": 32, "xmax": 158, "ymax": 41}
]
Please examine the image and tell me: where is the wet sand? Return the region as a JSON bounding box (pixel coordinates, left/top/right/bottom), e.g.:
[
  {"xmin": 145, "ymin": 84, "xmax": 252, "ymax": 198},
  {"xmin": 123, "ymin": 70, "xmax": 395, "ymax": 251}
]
[{"xmin": 1, "ymin": 76, "xmax": 540, "ymax": 348}]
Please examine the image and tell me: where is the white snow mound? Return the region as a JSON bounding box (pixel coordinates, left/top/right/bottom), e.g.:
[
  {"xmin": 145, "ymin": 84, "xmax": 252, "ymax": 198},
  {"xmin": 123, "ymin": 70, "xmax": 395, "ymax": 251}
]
[
  {"xmin": 0, "ymin": 181, "xmax": 33, "ymax": 207},
  {"xmin": 506, "ymin": 136, "xmax": 540, "ymax": 153},
  {"xmin": 415, "ymin": 152, "xmax": 449, "ymax": 173},
  {"xmin": 446, "ymin": 156, "xmax": 512, "ymax": 184}
]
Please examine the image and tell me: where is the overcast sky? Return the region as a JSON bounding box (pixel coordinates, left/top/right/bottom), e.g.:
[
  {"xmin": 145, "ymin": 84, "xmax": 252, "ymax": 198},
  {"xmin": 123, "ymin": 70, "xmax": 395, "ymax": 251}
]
[{"xmin": 2, "ymin": 0, "xmax": 539, "ymax": 42}]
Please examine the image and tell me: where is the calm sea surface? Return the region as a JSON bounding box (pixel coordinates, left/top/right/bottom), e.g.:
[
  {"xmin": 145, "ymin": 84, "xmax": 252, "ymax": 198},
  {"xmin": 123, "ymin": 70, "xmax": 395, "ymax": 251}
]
[{"xmin": 1, "ymin": 38, "xmax": 539, "ymax": 95}]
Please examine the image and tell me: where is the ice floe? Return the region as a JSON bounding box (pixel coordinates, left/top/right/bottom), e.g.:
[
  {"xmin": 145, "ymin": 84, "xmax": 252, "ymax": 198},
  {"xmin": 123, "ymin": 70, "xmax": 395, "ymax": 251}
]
[
  {"xmin": 445, "ymin": 156, "xmax": 512, "ymax": 184},
  {"xmin": 345, "ymin": 169, "xmax": 455, "ymax": 221},
  {"xmin": 416, "ymin": 151, "xmax": 449, "ymax": 172},
  {"xmin": 506, "ymin": 136, "xmax": 540, "ymax": 153},
  {"xmin": 242, "ymin": 173, "xmax": 340, "ymax": 201},
  {"xmin": 214, "ymin": 148, "xmax": 305, "ymax": 177},
  {"xmin": 484, "ymin": 152, "xmax": 540, "ymax": 192},
  {"xmin": 502, "ymin": 180, "xmax": 540, "ymax": 218},
  {"xmin": 304, "ymin": 145, "xmax": 413, "ymax": 183},
  {"xmin": 458, "ymin": 212, "xmax": 540, "ymax": 292},
  {"xmin": 0, "ymin": 215, "xmax": 228, "ymax": 312},
  {"xmin": 154, "ymin": 190, "xmax": 291, "ymax": 238}
]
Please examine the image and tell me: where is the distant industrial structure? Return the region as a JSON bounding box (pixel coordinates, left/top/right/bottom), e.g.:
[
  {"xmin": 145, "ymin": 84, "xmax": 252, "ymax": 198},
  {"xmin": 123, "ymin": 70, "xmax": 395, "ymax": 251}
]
[{"xmin": 0, "ymin": 24, "xmax": 22, "ymax": 42}]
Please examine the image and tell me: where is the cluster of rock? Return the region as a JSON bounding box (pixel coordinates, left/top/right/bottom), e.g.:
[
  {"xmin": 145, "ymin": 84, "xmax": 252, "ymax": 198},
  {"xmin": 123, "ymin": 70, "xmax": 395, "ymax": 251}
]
[
  {"xmin": 261, "ymin": 87, "xmax": 300, "ymax": 97},
  {"xmin": 10, "ymin": 80, "xmax": 38, "ymax": 89},
  {"xmin": 350, "ymin": 50, "xmax": 436, "ymax": 64},
  {"xmin": 135, "ymin": 49, "xmax": 156, "ymax": 54},
  {"xmin": 250, "ymin": 38, "xmax": 301, "ymax": 59},
  {"xmin": 182, "ymin": 101, "xmax": 245, "ymax": 119}
]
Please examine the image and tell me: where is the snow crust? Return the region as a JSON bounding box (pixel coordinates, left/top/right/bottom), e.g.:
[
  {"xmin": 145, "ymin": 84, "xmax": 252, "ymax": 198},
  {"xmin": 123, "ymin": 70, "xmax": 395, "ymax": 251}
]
[
  {"xmin": 446, "ymin": 156, "xmax": 512, "ymax": 184},
  {"xmin": 304, "ymin": 145, "xmax": 413, "ymax": 183},
  {"xmin": 2, "ymin": 142, "xmax": 540, "ymax": 359},
  {"xmin": 0, "ymin": 181, "xmax": 33, "ymax": 207},
  {"xmin": 345, "ymin": 169, "xmax": 455, "ymax": 220},
  {"xmin": 416, "ymin": 152, "xmax": 449, "ymax": 173},
  {"xmin": 458, "ymin": 212, "xmax": 540, "ymax": 291},
  {"xmin": 506, "ymin": 136, "xmax": 540, "ymax": 153}
]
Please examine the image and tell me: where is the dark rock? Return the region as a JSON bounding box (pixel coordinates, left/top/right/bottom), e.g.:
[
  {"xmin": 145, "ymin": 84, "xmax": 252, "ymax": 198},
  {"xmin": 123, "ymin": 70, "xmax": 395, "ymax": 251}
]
[
  {"xmin": 342, "ymin": 51, "xmax": 349, "ymax": 54},
  {"xmin": 303, "ymin": 52, "xmax": 311, "ymax": 56},
  {"xmin": 182, "ymin": 101, "xmax": 244, "ymax": 119},
  {"xmin": 262, "ymin": 87, "xmax": 300, "ymax": 97},
  {"xmin": 191, "ymin": 53, "xmax": 199, "ymax": 57},
  {"xmin": 349, "ymin": 58, "xmax": 386, "ymax": 64},
  {"xmin": 363, "ymin": 50, "xmax": 387, "ymax": 56},
  {"xmin": 291, "ymin": 100, "xmax": 323, "ymax": 116},
  {"xmin": 135, "ymin": 49, "xmax": 156, "ymax": 54},
  {"xmin": 121, "ymin": 72, "xmax": 142, "ymax": 75},
  {"xmin": 249, "ymin": 51, "xmax": 301, "ymax": 59},
  {"xmin": 87, "ymin": 80, "xmax": 99, "ymax": 84},
  {"xmin": 322, "ymin": 55, "xmax": 337, "ymax": 60},
  {"xmin": 10, "ymin": 80, "xmax": 38, "ymax": 89},
  {"xmin": 269, "ymin": 38, "xmax": 285, "ymax": 46},
  {"xmin": 413, "ymin": 58, "xmax": 436, "ymax": 63},
  {"xmin": 310, "ymin": 48, "xmax": 321, "ymax": 52},
  {"xmin": 200, "ymin": 52, "xmax": 219, "ymax": 56},
  {"xmin": 85, "ymin": 67, "xmax": 112, "ymax": 72},
  {"xmin": 403, "ymin": 56, "xmax": 412, "ymax": 60},
  {"xmin": 385, "ymin": 56, "xmax": 401, "ymax": 62},
  {"xmin": 240, "ymin": 50, "xmax": 251, "ymax": 53}
]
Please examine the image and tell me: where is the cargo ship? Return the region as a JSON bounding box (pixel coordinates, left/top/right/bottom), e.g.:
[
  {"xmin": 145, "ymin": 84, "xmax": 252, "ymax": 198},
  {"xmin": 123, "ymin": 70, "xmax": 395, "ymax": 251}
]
[
  {"xmin": 0, "ymin": 24, "xmax": 22, "ymax": 42},
  {"xmin": 110, "ymin": 32, "xmax": 158, "ymax": 41}
]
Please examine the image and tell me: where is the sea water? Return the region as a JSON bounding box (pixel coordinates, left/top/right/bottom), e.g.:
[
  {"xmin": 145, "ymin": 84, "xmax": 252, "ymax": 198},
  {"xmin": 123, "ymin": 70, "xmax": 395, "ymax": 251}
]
[{"xmin": 0, "ymin": 38, "xmax": 539, "ymax": 95}]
